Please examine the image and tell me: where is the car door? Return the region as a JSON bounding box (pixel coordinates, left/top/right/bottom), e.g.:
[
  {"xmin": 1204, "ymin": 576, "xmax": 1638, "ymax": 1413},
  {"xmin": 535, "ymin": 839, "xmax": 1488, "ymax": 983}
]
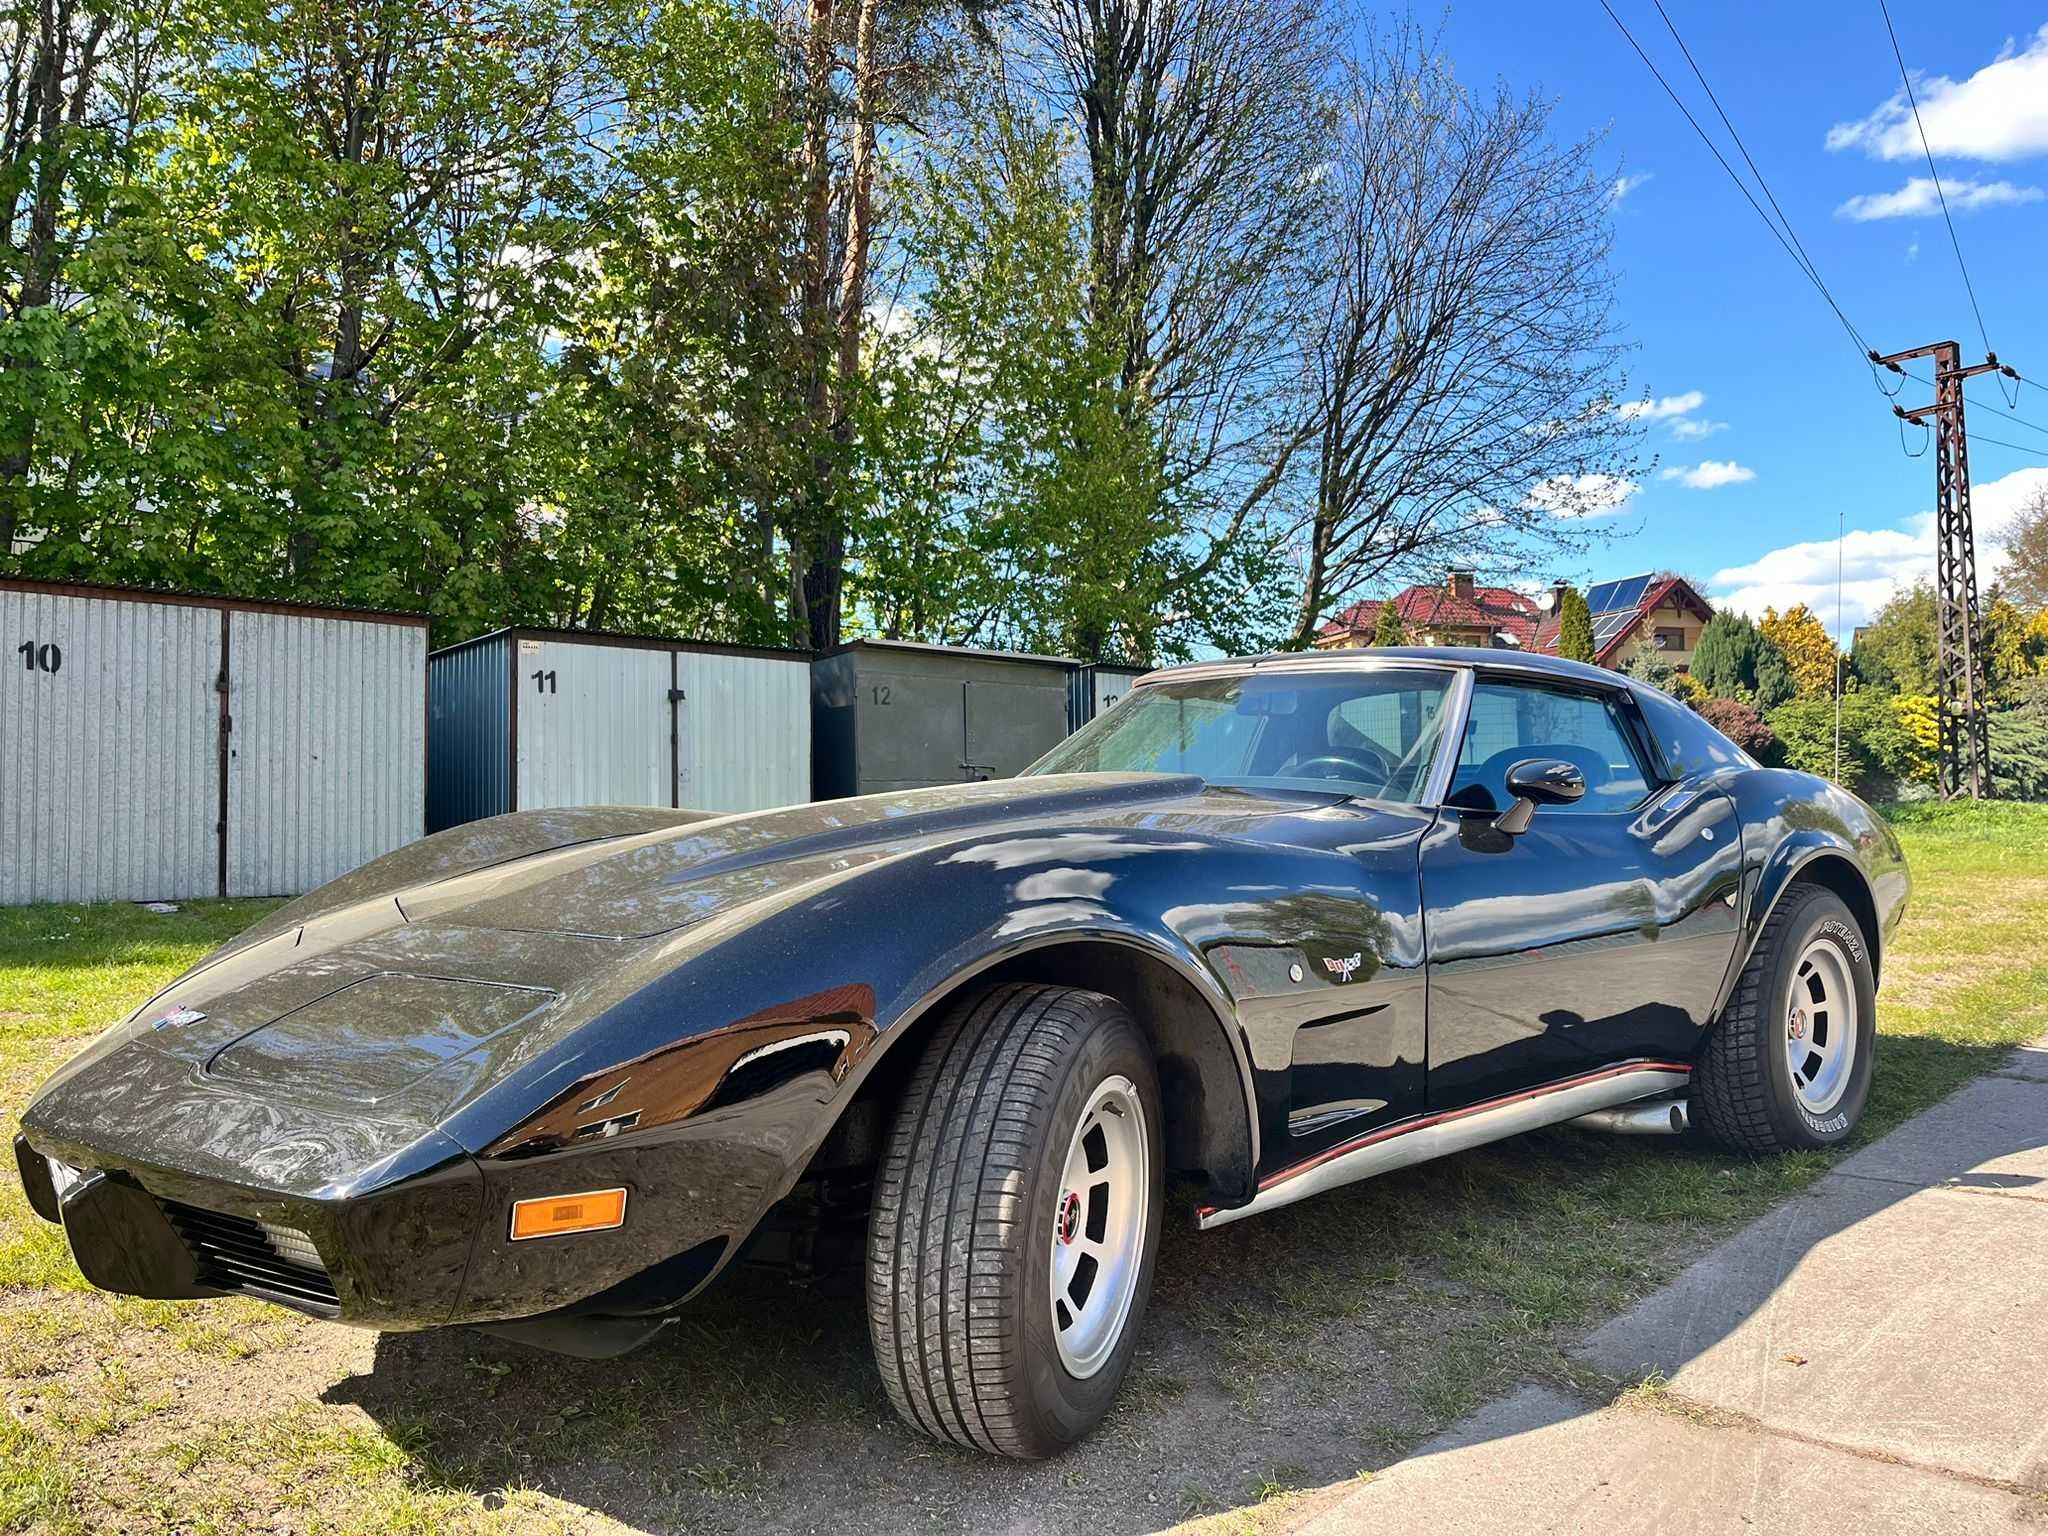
[{"xmin": 1417, "ymin": 673, "xmax": 1743, "ymax": 1108}]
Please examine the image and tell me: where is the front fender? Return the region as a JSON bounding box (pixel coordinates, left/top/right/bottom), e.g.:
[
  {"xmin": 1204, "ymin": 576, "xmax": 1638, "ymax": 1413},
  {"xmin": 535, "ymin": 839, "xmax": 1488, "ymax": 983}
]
[
  {"xmin": 1715, "ymin": 771, "xmax": 1909, "ymax": 1017},
  {"xmin": 447, "ymin": 819, "xmax": 1422, "ymax": 1322}
]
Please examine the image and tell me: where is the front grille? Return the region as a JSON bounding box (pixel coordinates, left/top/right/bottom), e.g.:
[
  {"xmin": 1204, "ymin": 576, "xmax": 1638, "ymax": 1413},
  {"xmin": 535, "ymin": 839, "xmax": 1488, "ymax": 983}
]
[{"xmin": 160, "ymin": 1199, "xmax": 340, "ymax": 1316}]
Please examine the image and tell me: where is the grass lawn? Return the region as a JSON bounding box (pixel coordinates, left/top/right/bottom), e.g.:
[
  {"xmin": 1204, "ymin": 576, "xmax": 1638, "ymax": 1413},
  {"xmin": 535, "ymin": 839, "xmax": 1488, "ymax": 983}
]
[{"xmin": 2, "ymin": 801, "xmax": 2046, "ymax": 1534}]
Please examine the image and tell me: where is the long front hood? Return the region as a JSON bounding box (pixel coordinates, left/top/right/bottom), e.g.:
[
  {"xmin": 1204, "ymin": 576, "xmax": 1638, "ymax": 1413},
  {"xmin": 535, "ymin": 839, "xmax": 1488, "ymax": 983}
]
[{"xmin": 20, "ymin": 775, "xmax": 1216, "ymax": 1194}]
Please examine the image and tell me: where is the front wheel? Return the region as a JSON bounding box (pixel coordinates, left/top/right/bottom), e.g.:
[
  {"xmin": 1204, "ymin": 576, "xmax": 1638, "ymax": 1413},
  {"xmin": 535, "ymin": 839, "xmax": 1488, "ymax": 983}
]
[
  {"xmin": 866, "ymin": 983, "xmax": 1162, "ymax": 1458},
  {"xmin": 1693, "ymin": 884, "xmax": 1876, "ymax": 1154}
]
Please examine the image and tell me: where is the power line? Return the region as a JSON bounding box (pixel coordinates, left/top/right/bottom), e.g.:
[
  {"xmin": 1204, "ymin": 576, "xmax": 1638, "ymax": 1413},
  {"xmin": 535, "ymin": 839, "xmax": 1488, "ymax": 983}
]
[
  {"xmin": 1900, "ymin": 368, "xmax": 2048, "ymax": 442},
  {"xmin": 1966, "ymin": 431, "xmax": 2048, "ymax": 462},
  {"xmin": 1595, "ymin": 0, "xmax": 1875, "ymax": 365},
  {"xmin": 1648, "ymin": 0, "xmax": 1859, "ymax": 349},
  {"xmin": 1877, "ymin": 0, "xmax": 1997, "ymax": 362}
]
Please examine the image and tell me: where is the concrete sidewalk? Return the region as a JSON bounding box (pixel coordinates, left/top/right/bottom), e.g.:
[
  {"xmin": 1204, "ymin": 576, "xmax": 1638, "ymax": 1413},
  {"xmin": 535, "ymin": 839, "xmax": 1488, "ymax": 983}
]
[{"xmin": 1298, "ymin": 1043, "xmax": 2048, "ymax": 1535}]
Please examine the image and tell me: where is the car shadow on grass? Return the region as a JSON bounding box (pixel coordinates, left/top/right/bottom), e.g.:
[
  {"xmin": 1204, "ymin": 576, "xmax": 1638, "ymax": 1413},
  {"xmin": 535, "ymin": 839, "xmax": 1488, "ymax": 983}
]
[{"xmin": 322, "ymin": 1031, "xmax": 2030, "ymax": 1536}]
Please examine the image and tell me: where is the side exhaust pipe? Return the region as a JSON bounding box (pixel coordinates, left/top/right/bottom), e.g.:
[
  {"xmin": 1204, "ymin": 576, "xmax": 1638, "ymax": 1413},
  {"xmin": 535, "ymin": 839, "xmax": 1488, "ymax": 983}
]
[{"xmin": 1570, "ymin": 1098, "xmax": 1689, "ymax": 1136}]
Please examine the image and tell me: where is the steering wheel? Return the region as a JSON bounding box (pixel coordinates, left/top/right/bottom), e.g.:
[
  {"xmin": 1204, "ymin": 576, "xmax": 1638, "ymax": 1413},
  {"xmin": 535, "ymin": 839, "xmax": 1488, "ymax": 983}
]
[{"xmin": 1293, "ymin": 747, "xmax": 1394, "ymax": 783}]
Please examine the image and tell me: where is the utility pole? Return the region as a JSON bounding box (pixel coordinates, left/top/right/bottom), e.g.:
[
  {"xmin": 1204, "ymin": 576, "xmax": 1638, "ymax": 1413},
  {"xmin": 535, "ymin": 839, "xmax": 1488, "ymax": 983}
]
[{"xmin": 1870, "ymin": 341, "xmax": 2016, "ymax": 800}]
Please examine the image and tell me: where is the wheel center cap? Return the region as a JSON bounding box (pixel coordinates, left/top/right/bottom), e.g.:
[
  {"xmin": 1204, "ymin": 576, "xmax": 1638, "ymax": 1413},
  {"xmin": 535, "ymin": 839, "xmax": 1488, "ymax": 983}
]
[
  {"xmin": 1788, "ymin": 1007, "xmax": 1807, "ymax": 1041},
  {"xmin": 1057, "ymin": 1191, "xmax": 1082, "ymax": 1246}
]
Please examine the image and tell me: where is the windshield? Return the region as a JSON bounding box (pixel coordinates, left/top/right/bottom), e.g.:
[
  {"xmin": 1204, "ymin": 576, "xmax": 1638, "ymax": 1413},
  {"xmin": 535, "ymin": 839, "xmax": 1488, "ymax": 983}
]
[{"xmin": 1027, "ymin": 668, "xmax": 1456, "ymax": 804}]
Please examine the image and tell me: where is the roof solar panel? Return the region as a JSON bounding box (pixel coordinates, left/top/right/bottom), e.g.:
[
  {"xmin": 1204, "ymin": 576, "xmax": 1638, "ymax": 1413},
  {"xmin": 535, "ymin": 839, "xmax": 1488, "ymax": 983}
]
[
  {"xmin": 1584, "ymin": 579, "xmax": 1623, "ymax": 614},
  {"xmin": 1591, "ymin": 612, "xmax": 1633, "ymax": 646},
  {"xmin": 1607, "ymin": 574, "xmax": 1651, "ymax": 614}
]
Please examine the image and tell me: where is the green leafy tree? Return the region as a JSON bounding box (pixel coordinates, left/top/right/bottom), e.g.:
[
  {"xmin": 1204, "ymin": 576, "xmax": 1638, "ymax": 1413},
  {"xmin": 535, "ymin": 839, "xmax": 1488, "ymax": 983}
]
[
  {"xmin": 1691, "ymin": 610, "xmax": 1795, "ymax": 710},
  {"xmin": 1854, "ymin": 584, "xmax": 1937, "ymax": 696},
  {"xmin": 1556, "ymin": 587, "xmax": 1595, "ymax": 663},
  {"xmin": 1370, "ymin": 599, "xmax": 1407, "ymax": 646}
]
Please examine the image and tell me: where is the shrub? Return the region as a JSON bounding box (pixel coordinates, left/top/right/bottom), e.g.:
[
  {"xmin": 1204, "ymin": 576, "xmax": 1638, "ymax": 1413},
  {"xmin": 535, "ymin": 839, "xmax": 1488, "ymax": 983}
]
[
  {"xmin": 1892, "ymin": 693, "xmax": 1939, "ymax": 786},
  {"xmin": 1698, "ymin": 696, "xmax": 1773, "ymax": 757},
  {"xmin": 1991, "ymin": 703, "xmax": 2048, "ymax": 801},
  {"xmin": 1668, "ymin": 671, "xmax": 1707, "ymax": 708},
  {"xmin": 1767, "ymin": 691, "xmax": 1916, "ymax": 800}
]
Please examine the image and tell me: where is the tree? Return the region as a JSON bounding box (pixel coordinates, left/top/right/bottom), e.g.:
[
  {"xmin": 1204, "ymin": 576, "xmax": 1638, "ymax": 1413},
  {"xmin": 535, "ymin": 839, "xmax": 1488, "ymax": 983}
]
[
  {"xmin": 1556, "ymin": 587, "xmax": 1595, "ymax": 663},
  {"xmin": 1007, "ymin": 0, "xmax": 1341, "ymax": 656},
  {"xmin": 1370, "ymin": 599, "xmax": 1406, "ymax": 646},
  {"xmin": 1620, "ymin": 645, "xmax": 1677, "ymax": 693},
  {"xmin": 1996, "ymin": 484, "xmax": 2048, "ymax": 613},
  {"xmin": 1286, "ymin": 22, "xmax": 1639, "ymax": 646},
  {"xmin": 1699, "ymin": 696, "xmax": 1773, "ymax": 758},
  {"xmin": 1760, "ymin": 605, "xmax": 1840, "ymax": 699},
  {"xmin": 0, "ymin": 0, "xmax": 185, "ymax": 560},
  {"xmin": 1854, "ymin": 584, "xmax": 1936, "ymax": 696},
  {"xmin": 1692, "ymin": 610, "xmax": 1794, "ymax": 709}
]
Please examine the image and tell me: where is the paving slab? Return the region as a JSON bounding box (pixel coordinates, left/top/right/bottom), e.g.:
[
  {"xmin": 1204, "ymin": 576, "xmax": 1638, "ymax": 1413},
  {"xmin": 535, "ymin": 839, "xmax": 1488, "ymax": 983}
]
[
  {"xmin": 1830, "ymin": 1069, "xmax": 2048, "ymax": 1195},
  {"xmin": 1578, "ymin": 1071, "xmax": 2048, "ymax": 1488},
  {"xmin": 1294, "ymin": 1384, "xmax": 2026, "ymax": 1536}
]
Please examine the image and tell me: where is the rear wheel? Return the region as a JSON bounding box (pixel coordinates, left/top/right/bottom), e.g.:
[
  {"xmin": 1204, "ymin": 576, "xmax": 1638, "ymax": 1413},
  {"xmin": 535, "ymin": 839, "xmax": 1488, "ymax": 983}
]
[
  {"xmin": 1694, "ymin": 884, "xmax": 1876, "ymax": 1154},
  {"xmin": 866, "ymin": 983, "xmax": 1162, "ymax": 1458}
]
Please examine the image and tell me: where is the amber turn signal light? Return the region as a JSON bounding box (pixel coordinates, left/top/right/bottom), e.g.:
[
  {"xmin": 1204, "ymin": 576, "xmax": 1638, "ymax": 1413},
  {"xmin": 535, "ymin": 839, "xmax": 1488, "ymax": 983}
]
[{"xmin": 508, "ymin": 1187, "xmax": 628, "ymax": 1241}]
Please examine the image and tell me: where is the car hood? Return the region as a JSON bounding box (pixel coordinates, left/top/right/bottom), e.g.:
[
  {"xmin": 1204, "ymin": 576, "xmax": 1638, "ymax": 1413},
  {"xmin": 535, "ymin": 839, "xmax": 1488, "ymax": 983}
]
[{"xmin": 25, "ymin": 775, "xmax": 1275, "ymax": 1187}]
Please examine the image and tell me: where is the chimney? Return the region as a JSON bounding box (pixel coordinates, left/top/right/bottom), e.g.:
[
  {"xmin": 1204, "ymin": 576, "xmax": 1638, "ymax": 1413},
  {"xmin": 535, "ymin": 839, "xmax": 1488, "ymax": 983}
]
[
  {"xmin": 1551, "ymin": 580, "xmax": 1572, "ymax": 611},
  {"xmin": 1448, "ymin": 568, "xmax": 1475, "ymax": 601}
]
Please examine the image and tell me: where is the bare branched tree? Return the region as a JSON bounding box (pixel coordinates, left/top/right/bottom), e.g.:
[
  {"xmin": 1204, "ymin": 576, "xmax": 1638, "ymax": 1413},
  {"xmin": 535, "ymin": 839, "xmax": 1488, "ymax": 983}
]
[
  {"xmin": 1005, "ymin": 0, "xmax": 1340, "ymax": 552},
  {"xmin": 1287, "ymin": 23, "xmax": 1642, "ymax": 647}
]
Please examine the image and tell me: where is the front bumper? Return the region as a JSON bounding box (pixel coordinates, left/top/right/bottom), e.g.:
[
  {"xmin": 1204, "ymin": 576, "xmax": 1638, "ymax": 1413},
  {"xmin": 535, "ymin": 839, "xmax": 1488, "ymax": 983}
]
[{"xmin": 15, "ymin": 1130, "xmax": 481, "ymax": 1328}]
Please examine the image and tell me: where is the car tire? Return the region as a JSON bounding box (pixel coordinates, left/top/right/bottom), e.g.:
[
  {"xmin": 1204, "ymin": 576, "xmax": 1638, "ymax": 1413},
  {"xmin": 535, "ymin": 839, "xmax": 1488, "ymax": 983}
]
[
  {"xmin": 866, "ymin": 982, "xmax": 1163, "ymax": 1459},
  {"xmin": 1693, "ymin": 883, "xmax": 1876, "ymax": 1155}
]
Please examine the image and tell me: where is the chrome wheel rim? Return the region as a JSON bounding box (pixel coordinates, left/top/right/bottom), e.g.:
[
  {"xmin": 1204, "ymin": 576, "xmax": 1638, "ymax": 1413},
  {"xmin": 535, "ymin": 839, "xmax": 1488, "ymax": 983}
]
[
  {"xmin": 1048, "ymin": 1075, "xmax": 1149, "ymax": 1380},
  {"xmin": 1787, "ymin": 937, "xmax": 1857, "ymax": 1115}
]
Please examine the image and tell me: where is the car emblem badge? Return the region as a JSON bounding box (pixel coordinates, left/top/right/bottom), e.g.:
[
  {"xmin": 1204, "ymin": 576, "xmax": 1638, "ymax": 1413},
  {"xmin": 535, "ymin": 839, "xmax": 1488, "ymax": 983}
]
[
  {"xmin": 1322, "ymin": 953, "xmax": 1363, "ymax": 982},
  {"xmin": 151, "ymin": 1007, "xmax": 206, "ymax": 1031},
  {"xmin": 1057, "ymin": 1191, "xmax": 1082, "ymax": 1245},
  {"xmin": 1788, "ymin": 1007, "xmax": 1807, "ymax": 1041}
]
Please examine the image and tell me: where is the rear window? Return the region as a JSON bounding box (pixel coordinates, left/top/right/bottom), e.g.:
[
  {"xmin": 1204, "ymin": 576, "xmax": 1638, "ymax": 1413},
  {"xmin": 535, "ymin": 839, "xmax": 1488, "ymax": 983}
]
[{"xmin": 1636, "ymin": 686, "xmax": 1753, "ymax": 776}]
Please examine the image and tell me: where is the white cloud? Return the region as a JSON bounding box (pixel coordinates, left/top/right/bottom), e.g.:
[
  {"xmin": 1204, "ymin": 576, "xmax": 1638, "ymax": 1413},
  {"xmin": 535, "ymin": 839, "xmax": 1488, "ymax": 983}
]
[
  {"xmin": 1835, "ymin": 176, "xmax": 2043, "ymax": 221},
  {"xmin": 1661, "ymin": 460, "xmax": 1756, "ymax": 490},
  {"xmin": 1905, "ymin": 238, "xmax": 1920, "ymax": 263},
  {"xmin": 1827, "ymin": 25, "xmax": 2048, "ymax": 163},
  {"xmin": 1617, "ymin": 389, "xmax": 1705, "ymax": 422},
  {"xmin": 1670, "ymin": 416, "xmax": 1727, "ymax": 441},
  {"xmin": 1526, "ymin": 473, "xmax": 1639, "ymax": 519},
  {"xmin": 1709, "ymin": 466, "xmax": 2048, "ymax": 627},
  {"xmin": 1611, "ymin": 171, "xmax": 1654, "ymax": 203}
]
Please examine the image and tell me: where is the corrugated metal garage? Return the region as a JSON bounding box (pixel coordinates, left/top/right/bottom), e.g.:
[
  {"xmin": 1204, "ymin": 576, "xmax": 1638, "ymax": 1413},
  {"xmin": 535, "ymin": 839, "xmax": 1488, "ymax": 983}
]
[
  {"xmin": 811, "ymin": 639, "xmax": 1077, "ymax": 799},
  {"xmin": 1069, "ymin": 664, "xmax": 1150, "ymax": 729},
  {"xmin": 0, "ymin": 579, "xmax": 428, "ymax": 905},
  {"xmin": 426, "ymin": 628, "xmax": 811, "ymax": 831}
]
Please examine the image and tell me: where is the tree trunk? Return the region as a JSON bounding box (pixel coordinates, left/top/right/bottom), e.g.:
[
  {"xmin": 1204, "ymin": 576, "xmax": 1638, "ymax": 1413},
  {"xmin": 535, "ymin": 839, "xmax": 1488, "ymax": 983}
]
[
  {"xmin": 799, "ymin": 0, "xmax": 880, "ymax": 654},
  {"xmin": 789, "ymin": 0, "xmax": 836, "ymax": 645}
]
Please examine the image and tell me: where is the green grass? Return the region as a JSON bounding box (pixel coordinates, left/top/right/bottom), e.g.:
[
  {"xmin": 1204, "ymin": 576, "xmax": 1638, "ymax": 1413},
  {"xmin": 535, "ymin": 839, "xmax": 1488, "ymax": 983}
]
[{"xmin": 2, "ymin": 805, "xmax": 2046, "ymax": 1533}]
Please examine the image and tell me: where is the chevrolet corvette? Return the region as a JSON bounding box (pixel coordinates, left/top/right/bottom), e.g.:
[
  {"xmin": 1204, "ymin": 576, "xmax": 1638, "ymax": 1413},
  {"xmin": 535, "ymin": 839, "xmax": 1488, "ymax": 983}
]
[{"xmin": 14, "ymin": 648, "xmax": 1908, "ymax": 1457}]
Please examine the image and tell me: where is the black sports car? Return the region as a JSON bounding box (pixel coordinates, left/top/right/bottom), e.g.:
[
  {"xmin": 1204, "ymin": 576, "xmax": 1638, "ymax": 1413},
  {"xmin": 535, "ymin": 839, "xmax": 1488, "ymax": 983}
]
[{"xmin": 15, "ymin": 648, "xmax": 1907, "ymax": 1457}]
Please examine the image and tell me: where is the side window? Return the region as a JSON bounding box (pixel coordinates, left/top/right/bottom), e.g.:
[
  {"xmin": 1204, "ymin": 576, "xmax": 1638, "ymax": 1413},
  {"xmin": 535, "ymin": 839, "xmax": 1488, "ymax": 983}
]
[{"xmin": 1448, "ymin": 681, "xmax": 1651, "ymax": 813}]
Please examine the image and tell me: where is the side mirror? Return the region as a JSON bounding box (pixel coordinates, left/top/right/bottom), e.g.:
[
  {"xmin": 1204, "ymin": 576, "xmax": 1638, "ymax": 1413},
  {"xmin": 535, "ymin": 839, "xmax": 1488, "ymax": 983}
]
[{"xmin": 1494, "ymin": 758, "xmax": 1585, "ymax": 835}]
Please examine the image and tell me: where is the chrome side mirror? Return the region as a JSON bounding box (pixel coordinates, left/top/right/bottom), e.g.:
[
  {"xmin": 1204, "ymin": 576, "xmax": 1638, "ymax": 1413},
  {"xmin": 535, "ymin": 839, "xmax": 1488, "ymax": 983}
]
[{"xmin": 1494, "ymin": 758, "xmax": 1585, "ymax": 835}]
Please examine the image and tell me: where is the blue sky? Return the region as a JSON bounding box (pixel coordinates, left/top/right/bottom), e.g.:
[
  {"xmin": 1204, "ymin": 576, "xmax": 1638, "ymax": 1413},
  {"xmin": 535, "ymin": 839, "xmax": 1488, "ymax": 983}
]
[{"xmin": 1437, "ymin": 1, "xmax": 2048, "ymax": 631}]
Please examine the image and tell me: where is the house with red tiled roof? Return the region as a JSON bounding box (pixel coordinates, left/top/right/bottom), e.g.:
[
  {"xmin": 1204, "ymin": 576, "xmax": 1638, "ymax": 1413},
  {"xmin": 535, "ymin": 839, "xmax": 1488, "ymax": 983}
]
[
  {"xmin": 1318, "ymin": 567, "xmax": 1716, "ymax": 674},
  {"xmin": 1317, "ymin": 569, "xmax": 1541, "ymax": 650},
  {"xmin": 1529, "ymin": 572, "xmax": 1716, "ymax": 673}
]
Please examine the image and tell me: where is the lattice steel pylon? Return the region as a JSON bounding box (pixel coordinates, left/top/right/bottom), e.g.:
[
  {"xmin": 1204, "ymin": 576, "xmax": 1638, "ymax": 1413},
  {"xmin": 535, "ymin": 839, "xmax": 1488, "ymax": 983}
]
[{"xmin": 1872, "ymin": 341, "xmax": 2014, "ymax": 799}]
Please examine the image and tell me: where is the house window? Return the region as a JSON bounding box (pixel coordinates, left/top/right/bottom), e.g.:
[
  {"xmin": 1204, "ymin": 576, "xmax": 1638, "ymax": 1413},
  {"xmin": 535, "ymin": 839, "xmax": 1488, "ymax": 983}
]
[{"xmin": 1654, "ymin": 627, "xmax": 1687, "ymax": 651}]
